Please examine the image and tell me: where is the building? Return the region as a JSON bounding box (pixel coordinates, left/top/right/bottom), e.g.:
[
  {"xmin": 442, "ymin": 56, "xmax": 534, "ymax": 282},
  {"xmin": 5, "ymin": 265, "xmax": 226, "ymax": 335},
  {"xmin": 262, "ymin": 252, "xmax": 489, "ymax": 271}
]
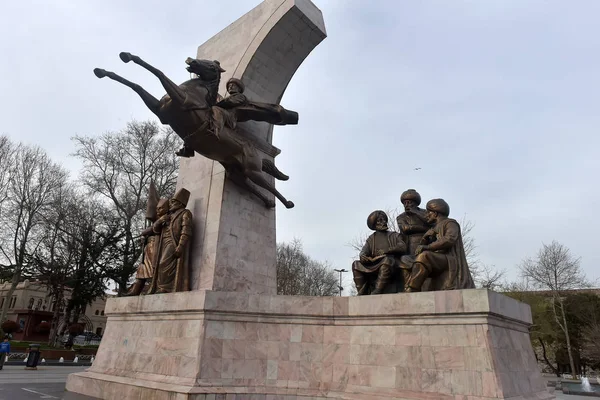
[{"xmin": 0, "ymin": 279, "xmax": 110, "ymax": 341}]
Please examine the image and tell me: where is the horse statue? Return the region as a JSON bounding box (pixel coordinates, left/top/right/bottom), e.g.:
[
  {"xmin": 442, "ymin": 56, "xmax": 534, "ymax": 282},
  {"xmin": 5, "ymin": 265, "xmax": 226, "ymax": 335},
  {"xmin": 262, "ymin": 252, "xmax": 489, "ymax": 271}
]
[{"xmin": 93, "ymin": 52, "xmax": 298, "ymax": 208}]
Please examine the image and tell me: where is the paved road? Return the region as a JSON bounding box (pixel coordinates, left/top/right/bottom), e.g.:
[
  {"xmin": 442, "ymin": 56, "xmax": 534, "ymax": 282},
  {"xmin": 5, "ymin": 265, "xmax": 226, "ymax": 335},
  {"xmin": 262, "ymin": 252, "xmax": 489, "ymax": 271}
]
[
  {"xmin": 0, "ymin": 366, "xmax": 96, "ymax": 399},
  {"xmin": 0, "ymin": 365, "xmax": 589, "ymax": 399}
]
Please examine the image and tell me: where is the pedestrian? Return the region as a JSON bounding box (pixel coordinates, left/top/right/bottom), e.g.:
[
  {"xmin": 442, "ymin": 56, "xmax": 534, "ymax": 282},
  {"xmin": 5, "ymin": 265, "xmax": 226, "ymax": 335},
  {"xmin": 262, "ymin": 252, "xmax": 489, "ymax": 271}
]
[{"xmin": 0, "ymin": 336, "xmax": 10, "ymax": 370}]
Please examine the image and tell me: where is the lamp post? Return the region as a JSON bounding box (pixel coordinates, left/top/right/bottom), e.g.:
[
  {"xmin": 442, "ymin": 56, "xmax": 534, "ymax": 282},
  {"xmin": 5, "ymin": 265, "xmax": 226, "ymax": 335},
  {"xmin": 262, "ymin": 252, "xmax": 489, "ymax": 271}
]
[{"xmin": 333, "ymin": 269, "xmax": 348, "ymax": 296}]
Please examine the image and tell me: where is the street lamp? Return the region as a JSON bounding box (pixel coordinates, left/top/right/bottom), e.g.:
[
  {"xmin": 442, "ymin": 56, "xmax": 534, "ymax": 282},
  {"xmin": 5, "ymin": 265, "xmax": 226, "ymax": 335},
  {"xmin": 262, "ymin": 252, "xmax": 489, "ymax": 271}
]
[{"xmin": 333, "ymin": 269, "xmax": 348, "ymax": 296}]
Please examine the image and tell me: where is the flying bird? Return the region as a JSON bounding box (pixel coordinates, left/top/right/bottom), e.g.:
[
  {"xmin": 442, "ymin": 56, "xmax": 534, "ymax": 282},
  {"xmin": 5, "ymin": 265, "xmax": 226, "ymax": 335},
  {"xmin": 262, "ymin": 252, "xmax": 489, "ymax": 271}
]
[{"xmin": 414, "ymin": 167, "xmax": 422, "ymax": 170}]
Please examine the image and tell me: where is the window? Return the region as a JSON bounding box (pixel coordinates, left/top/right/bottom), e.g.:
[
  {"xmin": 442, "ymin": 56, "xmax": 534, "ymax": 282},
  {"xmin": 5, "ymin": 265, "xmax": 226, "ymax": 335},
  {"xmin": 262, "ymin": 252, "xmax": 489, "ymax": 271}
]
[
  {"xmin": 95, "ymin": 310, "xmax": 99, "ymax": 315},
  {"xmin": 0, "ymin": 298, "xmax": 4, "ymax": 308},
  {"xmin": 28, "ymin": 298, "xmax": 34, "ymax": 309},
  {"xmin": 9, "ymin": 297, "xmax": 16, "ymax": 309},
  {"xmin": 96, "ymin": 327, "xmax": 103, "ymax": 336},
  {"xmin": 100, "ymin": 311, "xmax": 104, "ymax": 316}
]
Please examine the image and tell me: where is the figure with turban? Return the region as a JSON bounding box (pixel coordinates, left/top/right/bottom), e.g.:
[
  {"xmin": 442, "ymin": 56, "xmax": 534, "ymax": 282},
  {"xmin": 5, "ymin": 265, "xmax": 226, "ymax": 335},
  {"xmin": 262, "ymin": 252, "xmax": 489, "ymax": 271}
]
[
  {"xmin": 148, "ymin": 188, "xmax": 193, "ymax": 294},
  {"xmin": 401, "ymin": 199, "xmax": 475, "ymax": 292},
  {"xmin": 127, "ymin": 198, "xmax": 170, "ymax": 296},
  {"xmin": 396, "ymin": 189, "xmax": 431, "ymax": 256},
  {"xmin": 352, "ymin": 211, "xmax": 407, "ymax": 295}
]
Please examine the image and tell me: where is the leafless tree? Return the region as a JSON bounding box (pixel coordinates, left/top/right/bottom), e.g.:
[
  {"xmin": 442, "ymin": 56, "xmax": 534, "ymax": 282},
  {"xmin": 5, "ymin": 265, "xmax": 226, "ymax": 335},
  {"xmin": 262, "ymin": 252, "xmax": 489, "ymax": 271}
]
[
  {"xmin": 581, "ymin": 321, "xmax": 600, "ymax": 365},
  {"xmin": 277, "ymin": 239, "xmax": 338, "ymax": 296},
  {"xmin": 31, "ymin": 185, "xmax": 122, "ymax": 346},
  {"xmin": 473, "ymin": 264, "xmax": 506, "ymax": 291},
  {"xmin": 0, "ymin": 136, "xmax": 14, "ymax": 279},
  {"xmin": 0, "ymin": 144, "xmax": 69, "ymax": 323},
  {"xmin": 520, "ymin": 240, "xmax": 588, "ymax": 379},
  {"xmin": 72, "ymin": 120, "xmax": 180, "ymax": 294},
  {"xmin": 0, "ymin": 136, "xmax": 13, "ymax": 212}
]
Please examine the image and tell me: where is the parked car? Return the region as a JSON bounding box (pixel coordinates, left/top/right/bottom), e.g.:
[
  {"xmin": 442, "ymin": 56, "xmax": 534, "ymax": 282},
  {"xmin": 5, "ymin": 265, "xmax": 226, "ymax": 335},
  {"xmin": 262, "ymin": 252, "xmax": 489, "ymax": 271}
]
[{"xmin": 73, "ymin": 332, "xmax": 102, "ymax": 345}]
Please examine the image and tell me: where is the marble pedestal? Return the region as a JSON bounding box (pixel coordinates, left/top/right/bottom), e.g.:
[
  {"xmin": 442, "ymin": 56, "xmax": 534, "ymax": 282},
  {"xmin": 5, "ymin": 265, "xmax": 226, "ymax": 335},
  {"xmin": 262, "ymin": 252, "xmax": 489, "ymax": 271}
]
[{"xmin": 66, "ymin": 289, "xmax": 553, "ymax": 399}]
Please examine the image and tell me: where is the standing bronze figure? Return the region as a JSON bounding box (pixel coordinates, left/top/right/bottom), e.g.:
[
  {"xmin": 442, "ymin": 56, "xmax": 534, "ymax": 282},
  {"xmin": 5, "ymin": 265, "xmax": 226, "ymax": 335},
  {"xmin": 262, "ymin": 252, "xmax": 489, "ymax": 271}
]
[
  {"xmin": 397, "ymin": 189, "xmax": 430, "ymax": 256},
  {"xmin": 401, "ymin": 199, "xmax": 475, "ymax": 292},
  {"xmin": 127, "ymin": 197, "xmax": 169, "ymax": 296},
  {"xmin": 352, "ymin": 211, "xmax": 407, "ymax": 295},
  {"xmin": 148, "ymin": 188, "xmax": 193, "ymax": 294},
  {"xmin": 93, "ymin": 53, "xmax": 297, "ymax": 209}
]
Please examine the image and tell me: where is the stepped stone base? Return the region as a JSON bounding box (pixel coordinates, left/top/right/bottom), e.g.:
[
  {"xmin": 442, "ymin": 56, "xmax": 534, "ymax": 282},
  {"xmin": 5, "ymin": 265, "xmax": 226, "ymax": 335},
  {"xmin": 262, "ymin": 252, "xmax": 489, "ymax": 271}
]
[{"xmin": 66, "ymin": 289, "xmax": 554, "ymax": 399}]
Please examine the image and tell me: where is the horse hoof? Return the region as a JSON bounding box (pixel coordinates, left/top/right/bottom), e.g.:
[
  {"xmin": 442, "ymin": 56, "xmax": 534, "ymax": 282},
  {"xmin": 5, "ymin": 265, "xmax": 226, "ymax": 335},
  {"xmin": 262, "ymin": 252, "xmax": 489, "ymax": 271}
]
[
  {"xmin": 285, "ymin": 201, "xmax": 295, "ymax": 209},
  {"xmin": 119, "ymin": 52, "xmax": 134, "ymax": 63},
  {"xmin": 93, "ymin": 68, "xmax": 107, "ymax": 78}
]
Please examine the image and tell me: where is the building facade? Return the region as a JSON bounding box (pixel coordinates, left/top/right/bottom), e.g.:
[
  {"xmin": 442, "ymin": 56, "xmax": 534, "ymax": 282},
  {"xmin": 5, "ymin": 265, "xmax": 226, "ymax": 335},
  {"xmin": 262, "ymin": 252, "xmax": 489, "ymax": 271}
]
[{"xmin": 0, "ymin": 279, "xmax": 110, "ymax": 341}]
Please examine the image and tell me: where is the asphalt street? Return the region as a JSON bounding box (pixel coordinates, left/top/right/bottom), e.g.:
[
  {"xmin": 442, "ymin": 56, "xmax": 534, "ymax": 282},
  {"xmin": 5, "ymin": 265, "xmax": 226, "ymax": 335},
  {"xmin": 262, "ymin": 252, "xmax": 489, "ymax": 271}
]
[
  {"xmin": 0, "ymin": 366, "xmax": 97, "ymax": 399},
  {"xmin": 0, "ymin": 365, "xmax": 591, "ymax": 399}
]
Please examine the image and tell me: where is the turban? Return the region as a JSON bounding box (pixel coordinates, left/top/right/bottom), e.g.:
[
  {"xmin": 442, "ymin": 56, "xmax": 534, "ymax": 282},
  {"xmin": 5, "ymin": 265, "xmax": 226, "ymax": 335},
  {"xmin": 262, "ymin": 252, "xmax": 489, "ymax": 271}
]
[
  {"xmin": 227, "ymin": 78, "xmax": 245, "ymax": 93},
  {"xmin": 426, "ymin": 199, "xmax": 450, "ymax": 217},
  {"xmin": 400, "ymin": 189, "xmax": 421, "ymax": 205},
  {"xmin": 367, "ymin": 210, "xmax": 388, "ymax": 230}
]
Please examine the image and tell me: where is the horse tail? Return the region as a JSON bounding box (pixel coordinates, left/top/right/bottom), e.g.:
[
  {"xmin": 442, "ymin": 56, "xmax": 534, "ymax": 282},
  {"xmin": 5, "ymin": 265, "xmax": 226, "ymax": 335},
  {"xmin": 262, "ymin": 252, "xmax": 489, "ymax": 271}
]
[{"xmin": 262, "ymin": 159, "xmax": 289, "ymax": 181}]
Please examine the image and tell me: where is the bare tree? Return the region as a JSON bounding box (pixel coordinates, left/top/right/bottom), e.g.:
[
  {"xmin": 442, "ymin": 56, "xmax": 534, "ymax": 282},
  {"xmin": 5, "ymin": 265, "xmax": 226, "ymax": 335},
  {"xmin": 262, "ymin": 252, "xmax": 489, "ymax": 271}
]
[
  {"xmin": 277, "ymin": 239, "xmax": 338, "ymax": 296},
  {"xmin": 72, "ymin": 120, "xmax": 179, "ymax": 294},
  {"xmin": 474, "ymin": 264, "xmax": 506, "ymax": 290},
  {"xmin": 32, "ymin": 186, "xmax": 122, "ymax": 346},
  {"xmin": 0, "ymin": 144, "xmax": 69, "ymax": 323},
  {"xmin": 0, "ymin": 136, "xmax": 14, "ymax": 279},
  {"xmin": 520, "ymin": 241, "xmax": 588, "ymax": 379},
  {"xmin": 0, "ymin": 136, "xmax": 13, "ymax": 210}
]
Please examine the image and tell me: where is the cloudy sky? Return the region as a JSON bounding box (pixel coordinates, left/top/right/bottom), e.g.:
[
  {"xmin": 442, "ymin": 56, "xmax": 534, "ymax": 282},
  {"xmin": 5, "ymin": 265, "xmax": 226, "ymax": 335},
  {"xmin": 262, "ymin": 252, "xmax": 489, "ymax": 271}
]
[{"xmin": 2, "ymin": 0, "xmax": 599, "ymax": 290}]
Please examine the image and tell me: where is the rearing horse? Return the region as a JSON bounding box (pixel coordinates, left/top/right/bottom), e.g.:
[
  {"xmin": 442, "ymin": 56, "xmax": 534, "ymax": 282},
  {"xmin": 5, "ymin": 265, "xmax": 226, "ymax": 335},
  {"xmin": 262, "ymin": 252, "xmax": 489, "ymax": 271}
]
[{"xmin": 93, "ymin": 52, "xmax": 295, "ymax": 209}]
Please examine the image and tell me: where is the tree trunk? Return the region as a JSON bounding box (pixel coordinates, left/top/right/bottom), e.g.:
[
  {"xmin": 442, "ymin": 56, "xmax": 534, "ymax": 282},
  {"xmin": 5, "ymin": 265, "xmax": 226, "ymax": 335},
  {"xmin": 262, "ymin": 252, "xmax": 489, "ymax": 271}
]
[
  {"xmin": 0, "ymin": 266, "xmax": 21, "ymax": 323},
  {"xmin": 47, "ymin": 292, "xmax": 63, "ymax": 347},
  {"xmin": 539, "ymin": 338, "xmax": 560, "ymax": 376},
  {"xmin": 560, "ymin": 297, "xmax": 578, "ymax": 379}
]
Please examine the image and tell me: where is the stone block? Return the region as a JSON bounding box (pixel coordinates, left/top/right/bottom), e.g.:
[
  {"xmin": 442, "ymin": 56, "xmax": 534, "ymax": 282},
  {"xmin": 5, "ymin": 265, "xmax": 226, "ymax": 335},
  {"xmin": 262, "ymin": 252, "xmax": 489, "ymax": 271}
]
[{"xmin": 66, "ymin": 289, "xmax": 553, "ymax": 399}]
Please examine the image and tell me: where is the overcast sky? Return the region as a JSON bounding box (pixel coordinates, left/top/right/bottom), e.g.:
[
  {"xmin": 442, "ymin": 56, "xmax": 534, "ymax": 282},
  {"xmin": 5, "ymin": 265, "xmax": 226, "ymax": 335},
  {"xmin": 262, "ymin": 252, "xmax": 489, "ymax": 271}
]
[{"xmin": 2, "ymin": 0, "xmax": 599, "ymax": 290}]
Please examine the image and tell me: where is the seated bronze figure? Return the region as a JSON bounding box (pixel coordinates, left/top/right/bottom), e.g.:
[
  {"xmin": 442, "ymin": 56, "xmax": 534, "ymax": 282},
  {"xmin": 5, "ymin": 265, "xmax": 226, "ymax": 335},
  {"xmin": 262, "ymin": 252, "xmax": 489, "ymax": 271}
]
[
  {"xmin": 401, "ymin": 199, "xmax": 475, "ymax": 292},
  {"xmin": 352, "ymin": 211, "xmax": 407, "ymax": 295}
]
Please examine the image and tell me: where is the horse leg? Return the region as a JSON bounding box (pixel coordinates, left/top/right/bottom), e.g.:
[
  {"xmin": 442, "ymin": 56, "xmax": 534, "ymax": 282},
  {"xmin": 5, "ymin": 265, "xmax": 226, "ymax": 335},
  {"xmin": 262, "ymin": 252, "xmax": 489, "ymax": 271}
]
[
  {"xmin": 119, "ymin": 52, "xmax": 186, "ymax": 105},
  {"xmin": 244, "ymin": 168, "xmax": 294, "ymax": 209},
  {"xmin": 262, "ymin": 159, "xmax": 289, "ymax": 181},
  {"xmin": 93, "ymin": 68, "xmax": 160, "ymax": 117},
  {"xmin": 227, "ymin": 171, "xmax": 276, "ymax": 208}
]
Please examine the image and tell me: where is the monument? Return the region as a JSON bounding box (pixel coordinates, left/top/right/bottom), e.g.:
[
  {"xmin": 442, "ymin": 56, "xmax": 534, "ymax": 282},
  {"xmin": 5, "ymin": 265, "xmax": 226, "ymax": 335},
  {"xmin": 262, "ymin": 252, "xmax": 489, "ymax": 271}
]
[{"xmin": 66, "ymin": 0, "xmax": 553, "ymax": 399}]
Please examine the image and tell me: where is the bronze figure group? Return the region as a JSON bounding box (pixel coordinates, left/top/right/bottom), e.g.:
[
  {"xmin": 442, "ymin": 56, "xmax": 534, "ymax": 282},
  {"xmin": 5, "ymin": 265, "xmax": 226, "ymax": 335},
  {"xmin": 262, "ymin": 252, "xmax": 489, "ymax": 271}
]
[
  {"xmin": 93, "ymin": 54, "xmax": 475, "ymax": 296},
  {"xmin": 352, "ymin": 190, "xmax": 475, "ymax": 295},
  {"xmin": 128, "ymin": 186, "xmax": 193, "ymax": 296},
  {"xmin": 94, "ymin": 54, "xmax": 297, "ymax": 209}
]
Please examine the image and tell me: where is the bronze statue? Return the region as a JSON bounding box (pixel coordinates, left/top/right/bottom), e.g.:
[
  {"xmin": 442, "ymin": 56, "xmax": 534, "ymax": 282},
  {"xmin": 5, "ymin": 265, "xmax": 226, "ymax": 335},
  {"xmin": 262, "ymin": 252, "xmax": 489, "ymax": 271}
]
[
  {"xmin": 148, "ymin": 188, "xmax": 193, "ymax": 294},
  {"xmin": 401, "ymin": 199, "xmax": 475, "ymax": 292},
  {"xmin": 352, "ymin": 211, "xmax": 407, "ymax": 295},
  {"xmin": 397, "ymin": 189, "xmax": 430, "ymax": 255},
  {"xmin": 127, "ymin": 197, "xmax": 169, "ymax": 296},
  {"xmin": 93, "ymin": 53, "xmax": 296, "ymax": 209},
  {"xmin": 216, "ymin": 78, "xmax": 298, "ymax": 125}
]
